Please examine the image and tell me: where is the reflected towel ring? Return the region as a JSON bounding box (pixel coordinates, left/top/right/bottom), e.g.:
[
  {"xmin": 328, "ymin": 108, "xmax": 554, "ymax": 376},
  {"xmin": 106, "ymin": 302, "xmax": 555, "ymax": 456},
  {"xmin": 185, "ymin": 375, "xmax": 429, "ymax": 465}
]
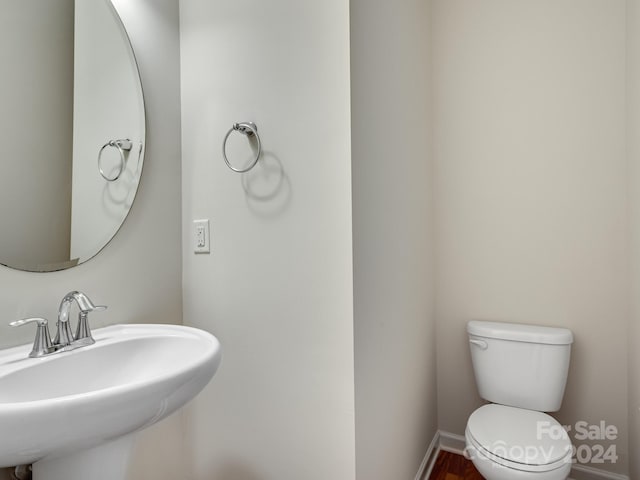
[
  {"xmin": 223, "ymin": 122, "xmax": 261, "ymax": 173},
  {"xmin": 98, "ymin": 139, "xmax": 133, "ymax": 181}
]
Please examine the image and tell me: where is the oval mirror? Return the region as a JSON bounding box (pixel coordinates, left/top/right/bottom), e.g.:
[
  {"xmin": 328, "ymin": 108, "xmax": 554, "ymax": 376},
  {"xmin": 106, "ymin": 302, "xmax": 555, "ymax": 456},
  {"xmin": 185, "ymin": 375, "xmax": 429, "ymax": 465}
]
[{"xmin": 0, "ymin": 0, "xmax": 145, "ymax": 272}]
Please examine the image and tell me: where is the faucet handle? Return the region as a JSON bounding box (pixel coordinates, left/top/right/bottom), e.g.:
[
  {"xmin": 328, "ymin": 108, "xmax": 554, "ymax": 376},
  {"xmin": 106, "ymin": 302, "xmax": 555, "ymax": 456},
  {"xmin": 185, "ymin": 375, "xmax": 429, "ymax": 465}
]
[
  {"xmin": 10, "ymin": 317, "xmax": 48, "ymax": 328},
  {"xmin": 9, "ymin": 317, "xmax": 54, "ymax": 358},
  {"xmin": 74, "ymin": 305, "xmax": 107, "ymax": 346}
]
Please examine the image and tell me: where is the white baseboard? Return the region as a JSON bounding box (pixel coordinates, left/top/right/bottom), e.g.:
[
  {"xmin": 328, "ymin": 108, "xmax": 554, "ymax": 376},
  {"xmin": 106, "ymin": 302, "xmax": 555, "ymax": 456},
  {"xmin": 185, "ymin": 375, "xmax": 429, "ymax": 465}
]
[
  {"xmin": 414, "ymin": 430, "xmax": 630, "ymax": 480},
  {"xmin": 438, "ymin": 430, "xmax": 466, "ymax": 455},
  {"xmin": 569, "ymin": 464, "xmax": 630, "ymax": 480},
  {"xmin": 414, "ymin": 431, "xmax": 440, "ymax": 480}
]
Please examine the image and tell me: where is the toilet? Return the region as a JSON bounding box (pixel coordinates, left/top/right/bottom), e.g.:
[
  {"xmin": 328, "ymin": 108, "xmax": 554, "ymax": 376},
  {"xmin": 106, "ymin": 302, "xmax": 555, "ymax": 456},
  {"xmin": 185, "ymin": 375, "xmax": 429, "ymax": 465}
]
[{"xmin": 465, "ymin": 320, "xmax": 574, "ymax": 480}]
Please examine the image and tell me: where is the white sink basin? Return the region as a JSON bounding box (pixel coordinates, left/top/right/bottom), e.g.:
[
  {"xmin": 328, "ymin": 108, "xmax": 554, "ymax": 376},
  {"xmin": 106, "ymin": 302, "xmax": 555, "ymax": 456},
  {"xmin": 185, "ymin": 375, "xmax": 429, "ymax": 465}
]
[{"xmin": 0, "ymin": 324, "xmax": 221, "ymax": 479}]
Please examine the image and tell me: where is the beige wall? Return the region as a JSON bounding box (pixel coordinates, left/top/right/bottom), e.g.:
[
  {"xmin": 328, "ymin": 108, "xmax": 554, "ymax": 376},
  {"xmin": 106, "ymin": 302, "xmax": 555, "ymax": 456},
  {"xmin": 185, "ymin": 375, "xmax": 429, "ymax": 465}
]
[
  {"xmin": 628, "ymin": 0, "xmax": 640, "ymax": 477},
  {"xmin": 350, "ymin": 0, "xmax": 437, "ymax": 479},
  {"xmin": 180, "ymin": 0, "xmax": 355, "ymax": 478},
  {"xmin": 433, "ymin": 0, "xmax": 629, "ymax": 474}
]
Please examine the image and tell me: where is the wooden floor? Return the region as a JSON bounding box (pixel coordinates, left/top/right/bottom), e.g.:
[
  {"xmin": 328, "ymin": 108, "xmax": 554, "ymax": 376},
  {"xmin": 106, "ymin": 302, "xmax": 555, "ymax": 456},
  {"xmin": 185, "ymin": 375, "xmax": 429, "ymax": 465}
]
[{"xmin": 428, "ymin": 451, "xmax": 484, "ymax": 480}]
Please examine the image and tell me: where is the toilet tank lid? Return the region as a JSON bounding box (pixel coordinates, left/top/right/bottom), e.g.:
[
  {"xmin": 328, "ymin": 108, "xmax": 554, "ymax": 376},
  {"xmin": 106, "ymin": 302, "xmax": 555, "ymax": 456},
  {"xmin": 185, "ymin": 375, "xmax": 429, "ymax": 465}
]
[{"xmin": 467, "ymin": 321, "xmax": 573, "ymax": 345}]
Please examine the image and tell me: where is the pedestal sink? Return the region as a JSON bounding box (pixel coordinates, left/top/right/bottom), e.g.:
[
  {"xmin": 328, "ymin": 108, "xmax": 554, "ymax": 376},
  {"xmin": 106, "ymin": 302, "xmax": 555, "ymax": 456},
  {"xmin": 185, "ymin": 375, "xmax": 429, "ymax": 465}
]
[{"xmin": 0, "ymin": 324, "xmax": 221, "ymax": 480}]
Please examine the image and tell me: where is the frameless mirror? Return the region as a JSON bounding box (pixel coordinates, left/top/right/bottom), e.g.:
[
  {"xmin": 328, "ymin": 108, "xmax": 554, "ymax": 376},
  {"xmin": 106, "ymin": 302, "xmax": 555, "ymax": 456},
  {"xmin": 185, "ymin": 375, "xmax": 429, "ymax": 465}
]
[{"xmin": 0, "ymin": 0, "xmax": 145, "ymax": 272}]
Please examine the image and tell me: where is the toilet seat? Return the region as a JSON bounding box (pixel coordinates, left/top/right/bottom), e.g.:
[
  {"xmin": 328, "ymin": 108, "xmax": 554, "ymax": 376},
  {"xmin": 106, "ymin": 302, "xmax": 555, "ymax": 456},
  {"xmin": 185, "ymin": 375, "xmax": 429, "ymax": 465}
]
[{"xmin": 466, "ymin": 404, "xmax": 573, "ymax": 472}]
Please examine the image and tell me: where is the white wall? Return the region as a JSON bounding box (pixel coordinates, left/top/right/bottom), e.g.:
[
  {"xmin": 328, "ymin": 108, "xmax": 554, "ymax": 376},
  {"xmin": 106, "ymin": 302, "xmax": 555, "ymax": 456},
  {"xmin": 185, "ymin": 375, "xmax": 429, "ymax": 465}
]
[
  {"xmin": 180, "ymin": 1, "xmax": 355, "ymax": 479},
  {"xmin": 350, "ymin": 1, "xmax": 437, "ymax": 479},
  {"xmin": 433, "ymin": 0, "xmax": 629, "ymax": 474},
  {"xmin": 627, "ymin": 0, "xmax": 640, "ymax": 477},
  {"xmin": 0, "ymin": 0, "xmax": 183, "ymax": 476},
  {"xmin": 0, "ymin": 0, "xmax": 73, "ymax": 267}
]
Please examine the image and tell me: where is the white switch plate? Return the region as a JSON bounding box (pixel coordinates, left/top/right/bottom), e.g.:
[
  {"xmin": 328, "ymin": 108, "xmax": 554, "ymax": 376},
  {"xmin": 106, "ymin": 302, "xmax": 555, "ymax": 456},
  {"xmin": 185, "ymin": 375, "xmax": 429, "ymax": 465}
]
[{"xmin": 193, "ymin": 219, "xmax": 210, "ymax": 254}]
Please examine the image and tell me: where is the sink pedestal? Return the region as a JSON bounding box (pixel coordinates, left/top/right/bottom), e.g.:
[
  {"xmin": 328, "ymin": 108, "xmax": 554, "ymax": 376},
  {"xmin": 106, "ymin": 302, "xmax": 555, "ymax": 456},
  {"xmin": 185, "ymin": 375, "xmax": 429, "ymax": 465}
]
[{"xmin": 32, "ymin": 435, "xmax": 134, "ymax": 480}]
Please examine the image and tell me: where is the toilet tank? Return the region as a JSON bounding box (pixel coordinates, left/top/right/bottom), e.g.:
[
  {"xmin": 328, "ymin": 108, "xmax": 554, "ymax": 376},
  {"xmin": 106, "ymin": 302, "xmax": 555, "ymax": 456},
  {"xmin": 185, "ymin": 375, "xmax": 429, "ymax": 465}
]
[{"xmin": 467, "ymin": 320, "xmax": 573, "ymax": 412}]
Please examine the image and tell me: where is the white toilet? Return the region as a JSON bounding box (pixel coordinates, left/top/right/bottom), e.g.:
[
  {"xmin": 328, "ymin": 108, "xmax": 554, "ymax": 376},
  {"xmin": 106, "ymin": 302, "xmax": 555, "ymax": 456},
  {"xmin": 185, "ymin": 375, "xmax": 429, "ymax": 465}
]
[{"xmin": 465, "ymin": 320, "xmax": 574, "ymax": 480}]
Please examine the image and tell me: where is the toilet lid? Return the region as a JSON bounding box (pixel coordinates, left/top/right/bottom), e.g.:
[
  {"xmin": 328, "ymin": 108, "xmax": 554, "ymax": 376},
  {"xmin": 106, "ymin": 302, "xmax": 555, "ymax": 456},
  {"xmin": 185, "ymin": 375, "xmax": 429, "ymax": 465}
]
[{"xmin": 467, "ymin": 404, "xmax": 572, "ymax": 466}]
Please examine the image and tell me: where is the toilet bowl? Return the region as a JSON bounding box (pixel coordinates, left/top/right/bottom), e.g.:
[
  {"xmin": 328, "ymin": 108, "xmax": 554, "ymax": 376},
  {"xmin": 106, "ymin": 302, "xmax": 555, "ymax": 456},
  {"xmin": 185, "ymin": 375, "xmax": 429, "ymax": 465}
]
[
  {"xmin": 465, "ymin": 321, "xmax": 574, "ymax": 480},
  {"xmin": 465, "ymin": 404, "xmax": 572, "ymax": 480}
]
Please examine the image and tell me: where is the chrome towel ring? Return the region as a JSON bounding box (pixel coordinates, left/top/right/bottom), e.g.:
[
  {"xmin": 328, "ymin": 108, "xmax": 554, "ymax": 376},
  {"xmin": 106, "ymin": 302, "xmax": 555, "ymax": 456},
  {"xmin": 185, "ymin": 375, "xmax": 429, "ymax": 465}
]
[
  {"xmin": 98, "ymin": 139, "xmax": 133, "ymax": 181},
  {"xmin": 223, "ymin": 122, "xmax": 261, "ymax": 173}
]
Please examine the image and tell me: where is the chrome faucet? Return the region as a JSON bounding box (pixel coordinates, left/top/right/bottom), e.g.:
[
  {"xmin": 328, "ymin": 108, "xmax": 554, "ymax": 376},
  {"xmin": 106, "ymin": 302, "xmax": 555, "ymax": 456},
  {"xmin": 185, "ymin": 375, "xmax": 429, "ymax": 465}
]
[
  {"xmin": 56, "ymin": 291, "xmax": 107, "ymax": 347},
  {"xmin": 10, "ymin": 291, "xmax": 107, "ymax": 358},
  {"xmin": 56, "ymin": 291, "xmax": 106, "ymax": 347}
]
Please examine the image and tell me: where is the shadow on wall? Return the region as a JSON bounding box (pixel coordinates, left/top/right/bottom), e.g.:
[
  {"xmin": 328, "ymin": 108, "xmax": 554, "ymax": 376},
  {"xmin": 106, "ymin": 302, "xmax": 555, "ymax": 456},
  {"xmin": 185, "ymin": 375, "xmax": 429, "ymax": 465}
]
[
  {"xmin": 241, "ymin": 150, "xmax": 292, "ymax": 218},
  {"xmin": 209, "ymin": 461, "xmax": 265, "ymax": 480}
]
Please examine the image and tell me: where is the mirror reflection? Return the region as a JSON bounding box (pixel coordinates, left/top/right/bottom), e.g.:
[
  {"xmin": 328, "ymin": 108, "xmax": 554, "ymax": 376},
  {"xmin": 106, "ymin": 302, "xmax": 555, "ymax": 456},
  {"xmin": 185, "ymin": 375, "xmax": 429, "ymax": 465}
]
[{"xmin": 0, "ymin": 0, "xmax": 145, "ymax": 272}]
